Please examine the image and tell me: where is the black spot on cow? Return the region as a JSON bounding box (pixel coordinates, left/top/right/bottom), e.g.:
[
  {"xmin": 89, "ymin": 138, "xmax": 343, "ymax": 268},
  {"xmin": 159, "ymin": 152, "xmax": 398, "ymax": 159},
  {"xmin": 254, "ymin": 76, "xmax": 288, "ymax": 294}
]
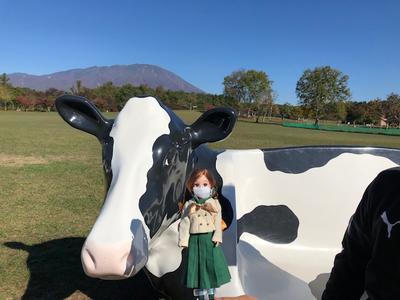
[
  {"xmin": 138, "ymin": 104, "xmax": 192, "ymax": 238},
  {"xmin": 263, "ymin": 146, "xmax": 400, "ymax": 174},
  {"xmin": 237, "ymin": 205, "xmax": 299, "ymax": 243}
]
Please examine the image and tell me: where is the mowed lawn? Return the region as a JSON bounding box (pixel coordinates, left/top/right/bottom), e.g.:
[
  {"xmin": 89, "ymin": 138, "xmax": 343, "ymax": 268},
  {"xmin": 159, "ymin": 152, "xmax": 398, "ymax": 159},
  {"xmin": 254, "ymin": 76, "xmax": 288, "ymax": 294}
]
[{"xmin": 1, "ymin": 110, "xmax": 400, "ymax": 299}]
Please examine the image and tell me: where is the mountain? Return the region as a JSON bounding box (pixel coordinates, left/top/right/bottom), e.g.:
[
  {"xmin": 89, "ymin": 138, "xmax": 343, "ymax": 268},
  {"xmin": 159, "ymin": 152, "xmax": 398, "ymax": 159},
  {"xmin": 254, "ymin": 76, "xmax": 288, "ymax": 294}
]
[{"xmin": 8, "ymin": 64, "xmax": 204, "ymax": 93}]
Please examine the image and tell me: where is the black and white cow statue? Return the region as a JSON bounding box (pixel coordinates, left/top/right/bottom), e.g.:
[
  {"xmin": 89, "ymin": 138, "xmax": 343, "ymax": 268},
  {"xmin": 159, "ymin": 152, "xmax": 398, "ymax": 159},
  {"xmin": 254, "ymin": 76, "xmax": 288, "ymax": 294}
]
[{"xmin": 56, "ymin": 95, "xmax": 400, "ymax": 300}]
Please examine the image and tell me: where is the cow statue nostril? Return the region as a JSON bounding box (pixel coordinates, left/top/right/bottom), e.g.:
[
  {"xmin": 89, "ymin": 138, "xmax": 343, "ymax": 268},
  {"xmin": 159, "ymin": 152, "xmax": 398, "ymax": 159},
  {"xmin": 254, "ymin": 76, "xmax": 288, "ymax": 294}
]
[
  {"xmin": 124, "ymin": 251, "xmax": 135, "ymax": 277},
  {"xmin": 81, "ymin": 247, "xmax": 96, "ymax": 275}
]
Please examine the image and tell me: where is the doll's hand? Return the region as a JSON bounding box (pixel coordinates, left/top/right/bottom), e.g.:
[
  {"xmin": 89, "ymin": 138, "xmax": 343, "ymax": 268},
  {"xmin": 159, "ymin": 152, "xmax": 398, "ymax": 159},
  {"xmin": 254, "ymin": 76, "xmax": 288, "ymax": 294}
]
[
  {"xmin": 214, "ymin": 241, "xmax": 220, "ymax": 247},
  {"xmin": 179, "ymin": 242, "xmax": 188, "ymax": 248}
]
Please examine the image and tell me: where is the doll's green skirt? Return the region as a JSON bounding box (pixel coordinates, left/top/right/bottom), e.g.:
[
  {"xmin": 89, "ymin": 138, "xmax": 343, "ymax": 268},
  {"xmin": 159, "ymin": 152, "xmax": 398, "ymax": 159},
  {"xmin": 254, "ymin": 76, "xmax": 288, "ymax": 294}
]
[{"xmin": 184, "ymin": 232, "xmax": 231, "ymax": 289}]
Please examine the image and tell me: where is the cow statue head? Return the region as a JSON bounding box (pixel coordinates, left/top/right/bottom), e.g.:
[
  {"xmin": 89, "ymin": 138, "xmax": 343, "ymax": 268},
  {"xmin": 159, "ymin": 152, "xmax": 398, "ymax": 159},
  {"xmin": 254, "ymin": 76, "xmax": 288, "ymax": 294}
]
[{"xmin": 56, "ymin": 95, "xmax": 236, "ymax": 279}]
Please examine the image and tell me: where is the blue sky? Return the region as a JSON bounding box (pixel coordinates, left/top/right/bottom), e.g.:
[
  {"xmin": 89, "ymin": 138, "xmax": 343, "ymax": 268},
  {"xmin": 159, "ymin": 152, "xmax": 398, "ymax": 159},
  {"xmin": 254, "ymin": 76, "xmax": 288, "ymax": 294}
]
[{"xmin": 1, "ymin": 0, "xmax": 399, "ymax": 103}]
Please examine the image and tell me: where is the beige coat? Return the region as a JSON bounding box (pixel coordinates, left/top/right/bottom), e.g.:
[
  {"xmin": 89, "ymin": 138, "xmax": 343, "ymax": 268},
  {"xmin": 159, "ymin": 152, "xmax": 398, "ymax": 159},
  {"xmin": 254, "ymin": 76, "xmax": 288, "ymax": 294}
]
[{"xmin": 178, "ymin": 198, "xmax": 223, "ymax": 247}]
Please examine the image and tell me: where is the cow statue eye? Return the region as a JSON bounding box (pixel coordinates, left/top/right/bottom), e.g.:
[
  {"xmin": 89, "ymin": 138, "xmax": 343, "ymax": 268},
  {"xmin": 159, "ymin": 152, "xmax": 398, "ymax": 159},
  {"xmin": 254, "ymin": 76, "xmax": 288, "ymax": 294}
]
[
  {"xmin": 163, "ymin": 155, "xmax": 172, "ymax": 167},
  {"xmin": 164, "ymin": 158, "xmax": 170, "ymax": 166},
  {"xmin": 163, "ymin": 149, "xmax": 176, "ymax": 167}
]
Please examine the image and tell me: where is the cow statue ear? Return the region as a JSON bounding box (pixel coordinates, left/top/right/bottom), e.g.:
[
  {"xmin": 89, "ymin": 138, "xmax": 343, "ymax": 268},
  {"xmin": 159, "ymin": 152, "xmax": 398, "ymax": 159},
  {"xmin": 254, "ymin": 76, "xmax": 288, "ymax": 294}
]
[
  {"xmin": 189, "ymin": 107, "xmax": 237, "ymax": 148},
  {"xmin": 55, "ymin": 95, "xmax": 113, "ymax": 141}
]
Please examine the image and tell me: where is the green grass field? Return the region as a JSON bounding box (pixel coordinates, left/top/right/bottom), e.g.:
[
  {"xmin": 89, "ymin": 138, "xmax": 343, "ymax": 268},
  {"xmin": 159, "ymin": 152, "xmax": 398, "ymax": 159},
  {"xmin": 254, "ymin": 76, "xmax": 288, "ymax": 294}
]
[{"xmin": 1, "ymin": 110, "xmax": 400, "ymax": 299}]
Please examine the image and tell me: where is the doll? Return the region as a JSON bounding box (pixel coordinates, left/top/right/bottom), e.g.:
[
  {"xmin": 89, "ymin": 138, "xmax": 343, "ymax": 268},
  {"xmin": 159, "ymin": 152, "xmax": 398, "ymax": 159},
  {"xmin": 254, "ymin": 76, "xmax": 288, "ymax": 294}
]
[{"xmin": 178, "ymin": 169, "xmax": 231, "ymax": 300}]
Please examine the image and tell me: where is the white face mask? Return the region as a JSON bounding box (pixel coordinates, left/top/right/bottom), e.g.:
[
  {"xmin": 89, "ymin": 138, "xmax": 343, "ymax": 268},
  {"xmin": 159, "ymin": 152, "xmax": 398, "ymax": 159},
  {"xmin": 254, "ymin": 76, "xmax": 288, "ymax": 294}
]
[{"xmin": 193, "ymin": 186, "xmax": 211, "ymax": 199}]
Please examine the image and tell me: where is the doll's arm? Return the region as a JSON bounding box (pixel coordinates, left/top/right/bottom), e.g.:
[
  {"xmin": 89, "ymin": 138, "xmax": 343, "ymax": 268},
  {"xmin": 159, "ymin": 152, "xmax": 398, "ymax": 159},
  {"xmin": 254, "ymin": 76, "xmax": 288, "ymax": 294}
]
[
  {"xmin": 178, "ymin": 202, "xmax": 190, "ymax": 247},
  {"xmin": 212, "ymin": 199, "xmax": 223, "ymax": 243}
]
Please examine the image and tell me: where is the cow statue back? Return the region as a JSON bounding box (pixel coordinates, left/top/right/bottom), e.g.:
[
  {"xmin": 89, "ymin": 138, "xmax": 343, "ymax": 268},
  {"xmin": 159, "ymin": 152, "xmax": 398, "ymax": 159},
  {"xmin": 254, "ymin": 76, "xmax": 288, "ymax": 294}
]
[{"xmin": 56, "ymin": 95, "xmax": 400, "ymax": 300}]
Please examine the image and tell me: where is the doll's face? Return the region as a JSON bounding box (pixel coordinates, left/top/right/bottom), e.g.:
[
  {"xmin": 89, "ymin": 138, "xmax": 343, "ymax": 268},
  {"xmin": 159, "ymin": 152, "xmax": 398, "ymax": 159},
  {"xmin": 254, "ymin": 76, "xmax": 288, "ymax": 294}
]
[{"xmin": 193, "ymin": 175, "xmax": 211, "ymax": 190}]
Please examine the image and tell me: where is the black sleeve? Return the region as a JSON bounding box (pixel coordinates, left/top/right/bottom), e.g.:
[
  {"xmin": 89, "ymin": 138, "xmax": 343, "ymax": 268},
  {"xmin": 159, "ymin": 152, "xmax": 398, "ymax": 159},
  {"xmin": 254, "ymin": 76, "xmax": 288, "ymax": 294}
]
[{"xmin": 322, "ymin": 177, "xmax": 375, "ymax": 300}]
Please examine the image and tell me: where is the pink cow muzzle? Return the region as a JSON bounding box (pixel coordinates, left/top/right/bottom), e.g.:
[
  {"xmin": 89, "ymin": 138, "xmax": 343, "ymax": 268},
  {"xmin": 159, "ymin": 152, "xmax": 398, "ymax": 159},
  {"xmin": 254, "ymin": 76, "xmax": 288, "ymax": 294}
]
[{"xmin": 81, "ymin": 219, "xmax": 149, "ymax": 279}]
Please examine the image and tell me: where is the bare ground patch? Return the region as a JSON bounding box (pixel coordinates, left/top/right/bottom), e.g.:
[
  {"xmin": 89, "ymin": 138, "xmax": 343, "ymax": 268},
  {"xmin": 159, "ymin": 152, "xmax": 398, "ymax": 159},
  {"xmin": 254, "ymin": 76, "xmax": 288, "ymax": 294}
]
[
  {"xmin": 0, "ymin": 154, "xmax": 48, "ymax": 167},
  {"xmin": 0, "ymin": 154, "xmax": 90, "ymax": 167}
]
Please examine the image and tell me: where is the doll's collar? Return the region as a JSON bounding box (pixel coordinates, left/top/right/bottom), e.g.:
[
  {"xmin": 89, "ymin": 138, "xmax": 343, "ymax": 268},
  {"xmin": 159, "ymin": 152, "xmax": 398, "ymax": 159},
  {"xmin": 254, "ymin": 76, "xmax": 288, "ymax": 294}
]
[{"xmin": 193, "ymin": 194, "xmax": 212, "ymax": 204}]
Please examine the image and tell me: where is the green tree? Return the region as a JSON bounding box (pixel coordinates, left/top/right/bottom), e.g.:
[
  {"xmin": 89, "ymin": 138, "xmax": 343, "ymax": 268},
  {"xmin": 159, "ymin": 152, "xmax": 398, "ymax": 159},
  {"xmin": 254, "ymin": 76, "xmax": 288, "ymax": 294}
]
[
  {"xmin": 291, "ymin": 105, "xmax": 304, "ymax": 120},
  {"xmin": 223, "ymin": 69, "xmax": 274, "ymax": 122},
  {"xmin": 296, "ymin": 66, "xmax": 351, "ymax": 125},
  {"xmin": 336, "ymin": 101, "xmax": 348, "ymax": 122},
  {"xmin": 70, "ymin": 80, "xmax": 85, "ymax": 96},
  {"xmin": 383, "ymin": 93, "xmax": 400, "ymax": 127},
  {"xmin": 154, "ymin": 86, "xmax": 166, "ymax": 101},
  {"xmin": 364, "ymin": 99, "xmax": 383, "ymax": 125},
  {"xmin": 223, "ymin": 70, "xmax": 247, "ymax": 103},
  {"xmin": 0, "ymin": 86, "xmax": 13, "ymax": 110},
  {"xmin": 115, "ymin": 84, "xmax": 140, "ymax": 109},
  {"xmin": 0, "ymin": 73, "xmax": 10, "ymax": 86},
  {"xmin": 271, "ymin": 104, "xmax": 280, "ymax": 118},
  {"xmin": 0, "ymin": 74, "xmax": 14, "ymax": 110},
  {"xmin": 279, "ymin": 103, "xmax": 293, "ymax": 120},
  {"xmin": 94, "ymin": 81, "xmax": 118, "ymax": 111},
  {"xmin": 346, "ymin": 101, "xmax": 367, "ymax": 125}
]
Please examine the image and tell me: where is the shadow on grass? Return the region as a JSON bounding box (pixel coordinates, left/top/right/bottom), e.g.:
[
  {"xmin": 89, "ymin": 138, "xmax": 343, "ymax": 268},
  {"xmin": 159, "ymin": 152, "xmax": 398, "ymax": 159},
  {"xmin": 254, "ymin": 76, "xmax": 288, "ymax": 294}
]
[{"xmin": 4, "ymin": 237, "xmax": 162, "ymax": 300}]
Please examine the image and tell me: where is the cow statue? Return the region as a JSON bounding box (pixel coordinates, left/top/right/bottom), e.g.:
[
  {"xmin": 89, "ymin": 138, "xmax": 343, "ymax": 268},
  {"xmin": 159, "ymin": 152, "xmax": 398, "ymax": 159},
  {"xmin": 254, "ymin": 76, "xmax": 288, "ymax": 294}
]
[{"xmin": 55, "ymin": 95, "xmax": 400, "ymax": 300}]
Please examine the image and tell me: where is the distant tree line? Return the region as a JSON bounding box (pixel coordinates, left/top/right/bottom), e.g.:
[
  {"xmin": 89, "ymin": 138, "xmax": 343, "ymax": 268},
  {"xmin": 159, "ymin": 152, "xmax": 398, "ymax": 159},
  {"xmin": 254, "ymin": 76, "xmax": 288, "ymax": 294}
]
[
  {"xmin": 1, "ymin": 69, "xmax": 400, "ymax": 127},
  {"xmin": 272, "ymin": 96, "xmax": 400, "ymax": 127},
  {"xmin": 0, "ymin": 75, "xmax": 237, "ymax": 113}
]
